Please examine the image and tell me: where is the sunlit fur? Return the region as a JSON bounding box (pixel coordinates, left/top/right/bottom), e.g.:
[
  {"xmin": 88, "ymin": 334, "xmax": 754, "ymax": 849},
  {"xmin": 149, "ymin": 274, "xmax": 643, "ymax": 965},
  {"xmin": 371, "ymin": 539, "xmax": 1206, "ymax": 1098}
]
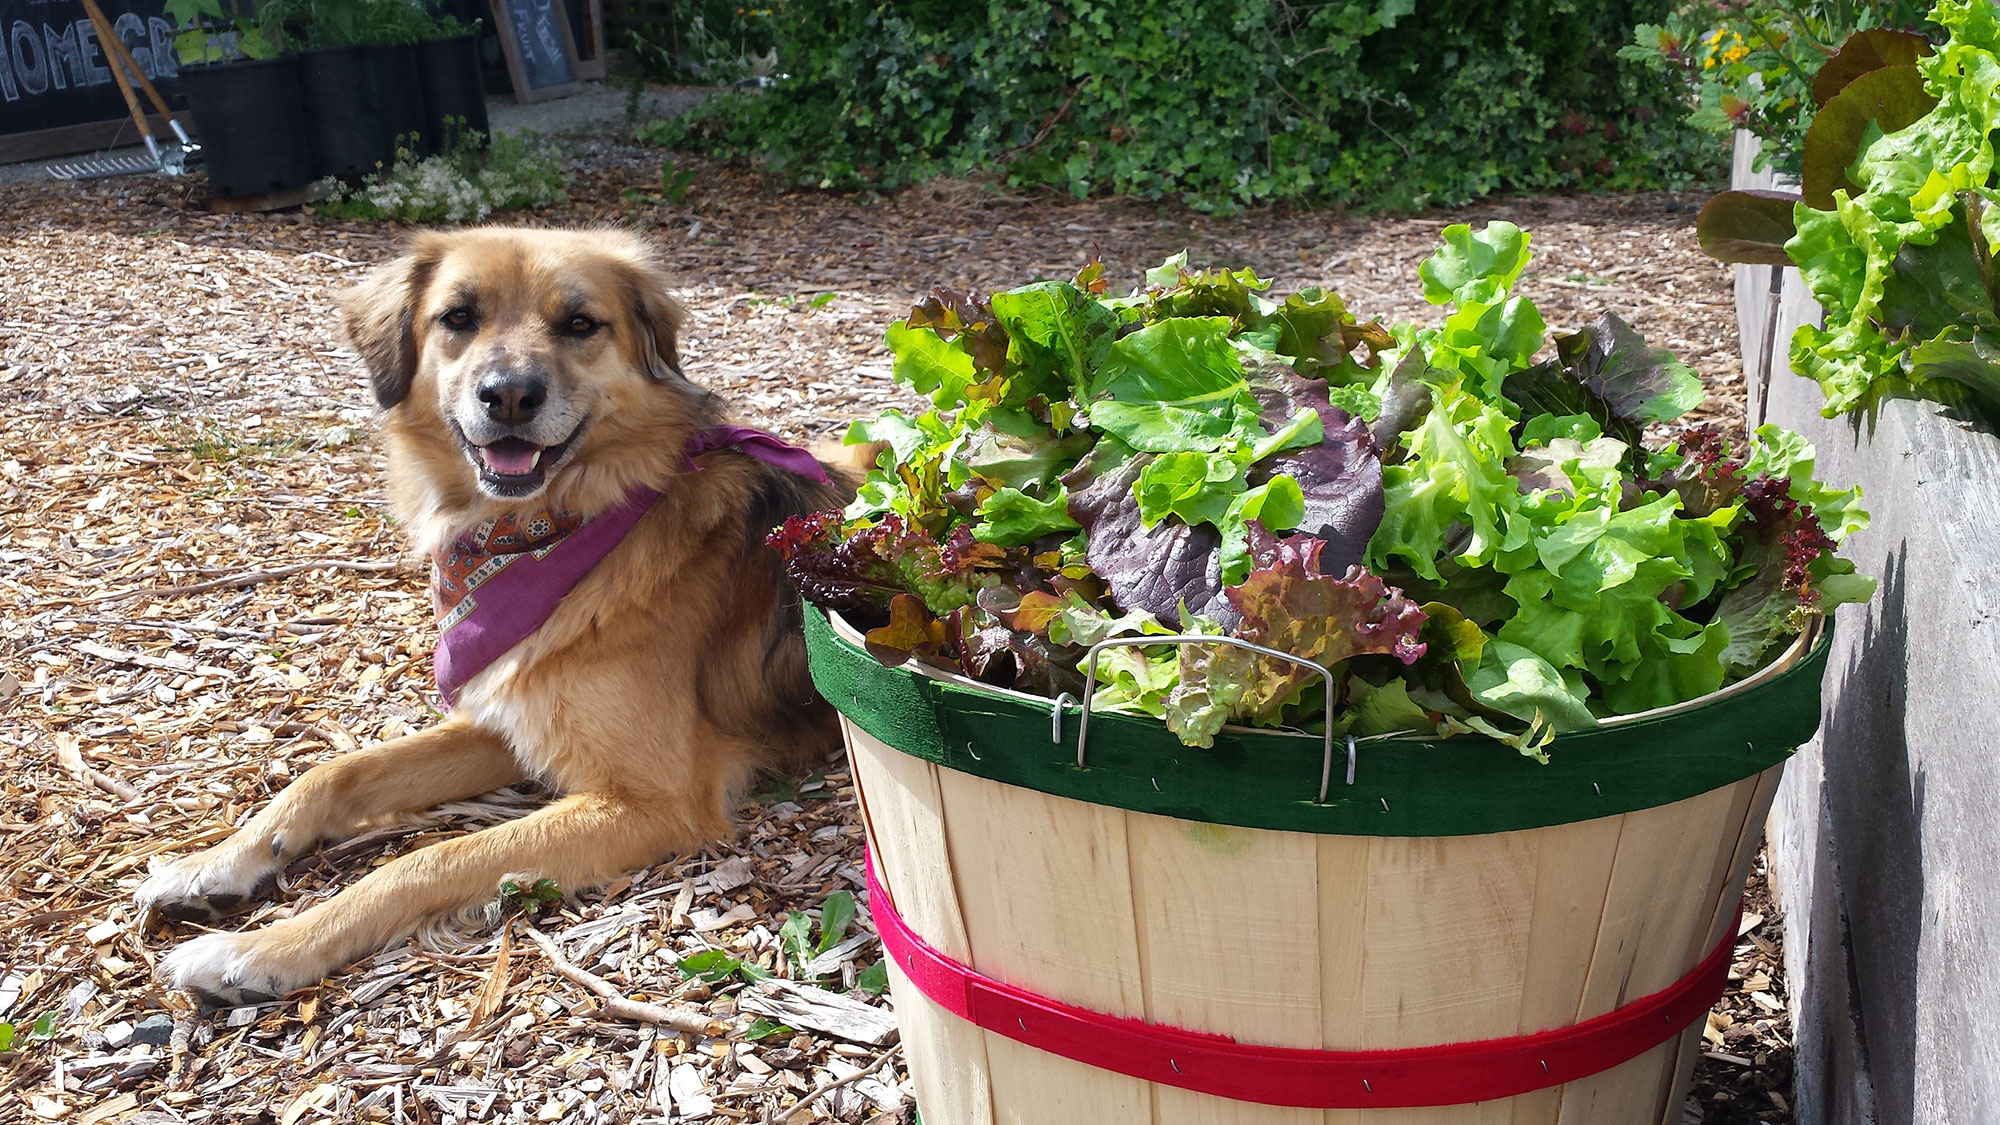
[{"xmin": 136, "ymin": 228, "xmax": 856, "ymax": 1005}]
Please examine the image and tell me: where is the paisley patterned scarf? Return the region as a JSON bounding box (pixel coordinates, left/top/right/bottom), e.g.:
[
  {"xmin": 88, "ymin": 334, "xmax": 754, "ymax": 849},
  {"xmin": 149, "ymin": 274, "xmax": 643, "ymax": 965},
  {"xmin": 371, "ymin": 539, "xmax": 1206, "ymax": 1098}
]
[{"xmin": 430, "ymin": 426, "xmax": 828, "ymax": 706}]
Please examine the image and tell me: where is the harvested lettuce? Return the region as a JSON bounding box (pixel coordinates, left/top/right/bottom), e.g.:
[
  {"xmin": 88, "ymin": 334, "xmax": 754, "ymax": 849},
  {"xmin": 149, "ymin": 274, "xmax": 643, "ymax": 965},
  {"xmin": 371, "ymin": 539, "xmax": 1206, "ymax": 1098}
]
[{"xmin": 775, "ymin": 224, "xmax": 1872, "ymax": 756}]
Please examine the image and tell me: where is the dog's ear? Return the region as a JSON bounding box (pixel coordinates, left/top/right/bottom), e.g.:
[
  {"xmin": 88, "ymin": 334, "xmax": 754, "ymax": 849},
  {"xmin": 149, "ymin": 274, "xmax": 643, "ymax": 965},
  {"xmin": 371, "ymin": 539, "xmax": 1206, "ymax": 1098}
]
[
  {"xmin": 340, "ymin": 245, "xmax": 440, "ymax": 408},
  {"xmin": 624, "ymin": 259, "xmax": 691, "ymax": 384}
]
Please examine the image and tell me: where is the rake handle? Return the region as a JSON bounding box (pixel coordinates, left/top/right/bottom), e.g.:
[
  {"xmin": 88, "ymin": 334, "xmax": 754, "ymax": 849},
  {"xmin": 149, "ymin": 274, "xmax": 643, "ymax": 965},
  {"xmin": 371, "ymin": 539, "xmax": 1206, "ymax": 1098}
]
[{"xmin": 78, "ymin": 0, "xmax": 181, "ymax": 137}]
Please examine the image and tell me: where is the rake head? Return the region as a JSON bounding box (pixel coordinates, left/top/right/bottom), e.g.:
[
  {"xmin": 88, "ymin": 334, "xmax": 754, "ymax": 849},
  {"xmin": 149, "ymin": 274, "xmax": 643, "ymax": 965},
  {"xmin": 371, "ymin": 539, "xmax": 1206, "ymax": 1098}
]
[{"xmin": 46, "ymin": 137, "xmax": 195, "ymax": 181}]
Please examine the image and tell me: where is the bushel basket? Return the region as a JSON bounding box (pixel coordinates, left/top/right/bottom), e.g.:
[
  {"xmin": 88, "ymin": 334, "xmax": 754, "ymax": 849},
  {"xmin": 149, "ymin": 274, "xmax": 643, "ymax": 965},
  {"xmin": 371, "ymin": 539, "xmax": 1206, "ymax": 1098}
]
[{"xmin": 806, "ymin": 607, "xmax": 1826, "ymax": 1124}]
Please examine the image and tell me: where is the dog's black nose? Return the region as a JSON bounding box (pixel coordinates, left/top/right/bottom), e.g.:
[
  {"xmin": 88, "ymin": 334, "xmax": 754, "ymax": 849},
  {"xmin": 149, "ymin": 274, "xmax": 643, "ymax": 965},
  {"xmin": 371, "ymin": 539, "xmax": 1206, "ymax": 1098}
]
[{"xmin": 477, "ymin": 371, "xmax": 546, "ymax": 425}]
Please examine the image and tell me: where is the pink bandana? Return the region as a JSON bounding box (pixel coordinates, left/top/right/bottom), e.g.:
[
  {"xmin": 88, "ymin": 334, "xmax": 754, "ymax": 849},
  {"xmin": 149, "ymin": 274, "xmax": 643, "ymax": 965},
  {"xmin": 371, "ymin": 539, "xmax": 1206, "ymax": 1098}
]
[{"xmin": 430, "ymin": 425, "xmax": 827, "ymax": 706}]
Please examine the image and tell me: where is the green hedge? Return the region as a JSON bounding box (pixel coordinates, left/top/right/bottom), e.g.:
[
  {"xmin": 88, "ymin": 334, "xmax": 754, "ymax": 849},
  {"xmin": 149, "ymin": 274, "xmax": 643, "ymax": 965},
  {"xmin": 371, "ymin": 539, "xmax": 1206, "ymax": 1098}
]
[{"xmin": 653, "ymin": 0, "xmax": 1722, "ymax": 210}]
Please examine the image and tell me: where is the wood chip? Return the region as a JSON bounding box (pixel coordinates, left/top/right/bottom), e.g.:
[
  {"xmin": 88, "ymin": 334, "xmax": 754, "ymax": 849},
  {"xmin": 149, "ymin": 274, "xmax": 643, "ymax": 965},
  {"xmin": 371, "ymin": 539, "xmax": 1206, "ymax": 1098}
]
[{"xmin": 739, "ymin": 980, "xmax": 901, "ymax": 1047}]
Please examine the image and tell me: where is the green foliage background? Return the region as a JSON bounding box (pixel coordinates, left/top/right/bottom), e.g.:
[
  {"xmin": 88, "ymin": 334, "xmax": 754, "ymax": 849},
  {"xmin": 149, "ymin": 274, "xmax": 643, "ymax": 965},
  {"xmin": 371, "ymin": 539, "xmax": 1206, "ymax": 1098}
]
[{"xmin": 652, "ymin": 0, "xmax": 1723, "ymax": 211}]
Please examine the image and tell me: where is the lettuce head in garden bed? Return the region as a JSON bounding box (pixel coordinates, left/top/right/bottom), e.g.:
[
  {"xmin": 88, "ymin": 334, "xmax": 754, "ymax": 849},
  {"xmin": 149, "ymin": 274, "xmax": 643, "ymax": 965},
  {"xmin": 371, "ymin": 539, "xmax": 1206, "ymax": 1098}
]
[
  {"xmin": 1697, "ymin": 0, "xmax": 2000, "ymax": 418},
  {"xmin": 772, "ymin": 222, "xmax": 1874, "ymax": 759}
]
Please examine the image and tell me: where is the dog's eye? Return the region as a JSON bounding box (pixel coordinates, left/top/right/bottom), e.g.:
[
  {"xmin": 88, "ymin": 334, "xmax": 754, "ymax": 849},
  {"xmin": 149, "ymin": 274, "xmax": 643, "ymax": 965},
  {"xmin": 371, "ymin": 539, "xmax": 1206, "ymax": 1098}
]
[
  {"xmin": 440, "ymin": 308, "xmax": 476, "ymax": 331},
  {"xmin": 561, "ymin": 314, "xmax": 600, "ymax": 338}
]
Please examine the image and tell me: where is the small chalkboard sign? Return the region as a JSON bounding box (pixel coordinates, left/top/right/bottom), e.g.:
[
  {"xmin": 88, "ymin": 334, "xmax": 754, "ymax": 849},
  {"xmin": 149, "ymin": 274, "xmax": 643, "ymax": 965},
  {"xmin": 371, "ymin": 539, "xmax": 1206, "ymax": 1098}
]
[{"xmin": 489, "ymin": 0, "xmax": 581, "ymax": 103}]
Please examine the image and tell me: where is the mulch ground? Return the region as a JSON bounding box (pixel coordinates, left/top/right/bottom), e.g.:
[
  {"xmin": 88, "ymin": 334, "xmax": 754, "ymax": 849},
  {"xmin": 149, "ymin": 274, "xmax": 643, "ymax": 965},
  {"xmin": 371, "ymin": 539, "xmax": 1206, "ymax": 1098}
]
[{"xmin": 1, "ymin": 113, "xmax": 1791, "ymax": 1124}]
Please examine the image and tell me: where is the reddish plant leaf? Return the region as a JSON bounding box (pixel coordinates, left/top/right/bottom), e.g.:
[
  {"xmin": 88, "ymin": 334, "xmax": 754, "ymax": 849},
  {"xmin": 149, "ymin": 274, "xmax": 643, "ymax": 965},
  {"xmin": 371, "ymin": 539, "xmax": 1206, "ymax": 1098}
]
[
  {"xmin": 1696, "ymin": 189, "xmax": 1802, "ymax": 266},
  {"xmin": 1812, "ymin": 28, "xmax": 1935, "ymax": 107},
  {"xmin": 864, "ymin": 594, "xmax": 948, "ymax": 664},
  {"xmin": 1802, "ymin": 65, "xmax": 1937, "ymax": 210}
]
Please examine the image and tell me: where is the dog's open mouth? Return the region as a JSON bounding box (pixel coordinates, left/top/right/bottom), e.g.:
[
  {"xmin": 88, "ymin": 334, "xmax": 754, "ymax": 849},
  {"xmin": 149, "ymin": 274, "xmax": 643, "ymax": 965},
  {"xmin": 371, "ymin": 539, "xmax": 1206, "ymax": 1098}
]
[{"xmin": 464, "ymin": 432, "xmax": 577, "ymax": 497}]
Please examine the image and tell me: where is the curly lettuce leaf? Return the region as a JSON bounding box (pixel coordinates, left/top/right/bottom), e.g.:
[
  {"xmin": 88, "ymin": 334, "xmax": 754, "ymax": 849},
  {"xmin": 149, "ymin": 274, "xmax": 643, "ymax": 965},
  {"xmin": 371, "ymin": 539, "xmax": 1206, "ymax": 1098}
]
[
  {"xmin": 973, "ymin": 486, "xmax": 1082, "ymax": 546},
  {"xmin": 1419, "ymin": 221, "xmax": 1533, "ymax": 305},
  {"xmin": 1779, "ymin": 5, "xmax": 2000, "ymax": 417},
  {"xmin": 990, "ymin": 281, "xmax": 1119, "ymax": 400},
  {"xmin": 1161, "ymin": 528, "xmax": 1427, "ymax": 747},
  {"xmin": 1367, "ymin": 381, "xmax": 1528, "ymax": 581}
]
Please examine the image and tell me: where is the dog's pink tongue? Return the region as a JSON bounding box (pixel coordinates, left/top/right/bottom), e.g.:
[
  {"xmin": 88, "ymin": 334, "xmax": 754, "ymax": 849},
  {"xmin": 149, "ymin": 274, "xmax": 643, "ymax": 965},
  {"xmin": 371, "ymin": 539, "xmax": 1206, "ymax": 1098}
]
[{"xmin": 480, "ymin": 445, "xmax": 541, "ymax": 475}]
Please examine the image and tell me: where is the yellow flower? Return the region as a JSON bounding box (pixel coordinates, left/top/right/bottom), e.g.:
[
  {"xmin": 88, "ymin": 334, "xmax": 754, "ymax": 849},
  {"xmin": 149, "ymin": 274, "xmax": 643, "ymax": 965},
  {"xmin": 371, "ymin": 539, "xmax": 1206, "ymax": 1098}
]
[{"xmin": 1723, "ymin": 44, "xmax": 1748, "ymax": 63}]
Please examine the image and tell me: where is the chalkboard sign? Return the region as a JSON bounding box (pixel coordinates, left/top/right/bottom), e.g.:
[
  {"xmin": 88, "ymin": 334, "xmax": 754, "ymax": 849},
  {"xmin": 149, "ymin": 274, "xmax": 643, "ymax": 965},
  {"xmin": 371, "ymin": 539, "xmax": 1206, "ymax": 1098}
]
[
  {"xmin": 489, "ymin": 0, "xmax": 580, "ymax": 104},
  {"xmin": 0, "ymin": 0, "xmax": 183, "ymax": 159}
]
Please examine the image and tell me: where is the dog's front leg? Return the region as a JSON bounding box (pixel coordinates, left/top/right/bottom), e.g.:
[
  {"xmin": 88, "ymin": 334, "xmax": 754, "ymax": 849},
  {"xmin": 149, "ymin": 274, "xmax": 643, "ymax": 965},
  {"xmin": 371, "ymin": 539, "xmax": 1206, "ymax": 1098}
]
[
  {"xmin": 158, "ymin": 789, "xmax": 704, "ymax": 1006},
  {"xmin": 135, "ymin": 717, "xmax": 523, "ymax": 924}
]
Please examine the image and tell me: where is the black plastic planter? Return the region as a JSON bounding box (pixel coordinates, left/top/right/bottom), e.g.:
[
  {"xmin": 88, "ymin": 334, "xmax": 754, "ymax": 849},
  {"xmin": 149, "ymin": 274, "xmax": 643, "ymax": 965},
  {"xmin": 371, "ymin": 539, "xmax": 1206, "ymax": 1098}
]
[
  {"xmin": 176, "ymin": 56, "xmax": 316, "ymax": 199},
  {"xmin": 300, "ymin": 44, "xmax": 428, "ymax": 175},
  {"xmin": 300, "ymin": 45, "xmax": 392, "ymax": 177},
  {"xmin": 417, "ymin": 35, "xmax": 489, "ymax": 153},
  {"xmin": 372, "ymin": 44, "xmax": 429, "ymax": 156}
]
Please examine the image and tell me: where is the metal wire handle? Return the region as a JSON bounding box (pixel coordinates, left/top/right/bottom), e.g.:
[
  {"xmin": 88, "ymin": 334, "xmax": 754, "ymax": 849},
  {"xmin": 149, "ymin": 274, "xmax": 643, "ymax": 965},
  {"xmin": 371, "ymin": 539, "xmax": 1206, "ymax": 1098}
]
[{"xmin": 1073, "ymin": 634, "xmax": 1347, "ymax": 802}]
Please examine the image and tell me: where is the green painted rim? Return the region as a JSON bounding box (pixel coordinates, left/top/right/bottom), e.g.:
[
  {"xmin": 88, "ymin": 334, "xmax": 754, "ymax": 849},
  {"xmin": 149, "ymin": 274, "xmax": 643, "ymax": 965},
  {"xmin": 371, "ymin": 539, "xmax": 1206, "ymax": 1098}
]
[{"xmin": 805, "ymin": 606, "xmax": 1825, "ymax": 837}]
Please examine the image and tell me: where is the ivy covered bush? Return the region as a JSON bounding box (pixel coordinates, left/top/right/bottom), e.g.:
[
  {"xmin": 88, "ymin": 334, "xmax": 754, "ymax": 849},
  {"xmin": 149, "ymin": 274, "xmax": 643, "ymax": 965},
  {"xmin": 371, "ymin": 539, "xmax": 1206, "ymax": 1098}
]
[{"xmin": 650, "ymin": 0, "xmax": 1723, "ymax": 211}]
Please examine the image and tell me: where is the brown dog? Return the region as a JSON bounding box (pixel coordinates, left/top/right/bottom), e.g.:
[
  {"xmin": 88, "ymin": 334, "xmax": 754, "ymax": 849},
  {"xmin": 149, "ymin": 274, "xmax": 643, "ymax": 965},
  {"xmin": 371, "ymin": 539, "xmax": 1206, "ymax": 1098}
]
[{"xmin": 135, "ymin": 228, "xmax": 849, "ymax": 1005}]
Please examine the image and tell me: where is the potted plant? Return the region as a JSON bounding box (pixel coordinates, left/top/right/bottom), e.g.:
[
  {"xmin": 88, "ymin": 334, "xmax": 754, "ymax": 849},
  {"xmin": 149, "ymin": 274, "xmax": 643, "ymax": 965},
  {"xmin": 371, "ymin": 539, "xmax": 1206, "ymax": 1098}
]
[
  {"xmin": 163, "ymin": 0, "xmax": 316, "ymax": 198},
  {"xmin": 773, "ymin": 225, "xmax": 1872, "ymax": 1122},
  {"xmin": 259, "ymin": 0, "xmax": 438, "ymax": 175},
  {"xmin": 418, "ymin": 12, "xmax": 491, "ymax": 153}
]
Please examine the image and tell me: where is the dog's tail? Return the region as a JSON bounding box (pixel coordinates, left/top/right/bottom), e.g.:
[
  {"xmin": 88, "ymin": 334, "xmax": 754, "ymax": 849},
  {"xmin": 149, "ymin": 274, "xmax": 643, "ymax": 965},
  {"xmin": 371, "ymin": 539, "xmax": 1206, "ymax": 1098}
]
[{"xmin": 811, "ymin": 438, "xmax": 888, "ymax": 479}]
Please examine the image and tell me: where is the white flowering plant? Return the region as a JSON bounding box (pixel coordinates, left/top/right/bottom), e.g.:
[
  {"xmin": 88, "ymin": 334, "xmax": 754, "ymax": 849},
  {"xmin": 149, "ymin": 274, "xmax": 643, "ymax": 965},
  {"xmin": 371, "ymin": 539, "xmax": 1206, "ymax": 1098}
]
[{"xmin": 312, "ymin": 127, "xmax": 570, "ymax": 224}]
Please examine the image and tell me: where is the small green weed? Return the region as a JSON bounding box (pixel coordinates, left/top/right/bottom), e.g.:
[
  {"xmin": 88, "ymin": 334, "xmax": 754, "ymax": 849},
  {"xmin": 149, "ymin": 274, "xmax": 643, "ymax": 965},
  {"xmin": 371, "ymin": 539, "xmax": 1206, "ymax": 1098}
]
[
  {"xmin": 757, "ymin": 770, "xmax": 832, "ymax": 804},
  {"xmin": 624, "ymin": 158, "xmax": 700, "ymax": 206},
  {"xmin": 677, "ymin": 949, "xmax": 772, "ymax": 985},
  {"xmin": 742, "ymin": 292, "xmax": 837, "ymax": 311},
  {"xmin": 779, "ymin": 890, "xmax": 855, "ymax": 976},
  {"xmin": 854, "ymin": 960, "xmax": 889, "ymax": 996},
  {"xmin": 173, "ymin": 425, "xmax": 305, "ymax": 464},
  {"xmin": 743, "ymin": 1017, "xmax": 793, "ymax": 1041},
  {"xmin": 495, "ymin": 877, "xmax": 564, "ymax": 919},
  {"xmin": 0, "ymin": 1011, "xmax": 58, "ymax": 1052}
]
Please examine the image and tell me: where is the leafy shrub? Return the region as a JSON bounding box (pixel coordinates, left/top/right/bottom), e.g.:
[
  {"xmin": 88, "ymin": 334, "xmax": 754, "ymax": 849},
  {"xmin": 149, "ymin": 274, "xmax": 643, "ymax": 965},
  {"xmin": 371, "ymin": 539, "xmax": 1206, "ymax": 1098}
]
[
  {"xmin": 312, "ymin": 129, "xmax": 571, "ymax": 224},
  {"xmin": 643, "ymin": 0, "xmax": 1723, "ymax": 211},
  {"xmin": 1622, "ymin": 0, "xmax": 1932, "ymax": 179},
  {"xmin": 622, "ymin": 0, "xmax": 781, "ymax": 84}
]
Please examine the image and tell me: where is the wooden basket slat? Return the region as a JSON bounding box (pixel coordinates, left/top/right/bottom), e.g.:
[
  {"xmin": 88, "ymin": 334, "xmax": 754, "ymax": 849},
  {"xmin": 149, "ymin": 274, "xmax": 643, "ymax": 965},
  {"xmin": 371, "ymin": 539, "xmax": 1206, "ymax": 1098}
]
[
  {"xmin": 1130, "ymin": 817, "xmax": 1324, "ymax": 1047},
  {"xmin": 1317, "ymin": 833, "xmax": 1374, "ymax": 1054},
  {"xmin": 1361, "ymin": 833, "xmax": 1538, "ymax": 1048},
  {"xmin": 936, "ymin": 766, "xmax": 1157, "ymax": 1122},
  {"xmin": 846, "ymin": 720, "xmax": 997, "ymax": 1122}
]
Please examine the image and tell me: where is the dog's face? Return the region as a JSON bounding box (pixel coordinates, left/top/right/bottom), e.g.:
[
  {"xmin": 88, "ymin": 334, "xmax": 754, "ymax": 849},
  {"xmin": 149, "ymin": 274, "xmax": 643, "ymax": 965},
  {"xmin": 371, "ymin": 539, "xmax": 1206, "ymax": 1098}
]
[{"xmin": 341, "ymin": 228, "xmax": 702, "ymax": 516}]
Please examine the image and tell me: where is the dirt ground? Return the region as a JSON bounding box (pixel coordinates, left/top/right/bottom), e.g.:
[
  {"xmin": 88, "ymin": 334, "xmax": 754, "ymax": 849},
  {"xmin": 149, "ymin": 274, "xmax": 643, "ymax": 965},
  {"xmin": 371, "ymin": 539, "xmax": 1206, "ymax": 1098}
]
[{"xmin": 0, "ymin": 113, "xmax": 1795, "ymax": 1124}]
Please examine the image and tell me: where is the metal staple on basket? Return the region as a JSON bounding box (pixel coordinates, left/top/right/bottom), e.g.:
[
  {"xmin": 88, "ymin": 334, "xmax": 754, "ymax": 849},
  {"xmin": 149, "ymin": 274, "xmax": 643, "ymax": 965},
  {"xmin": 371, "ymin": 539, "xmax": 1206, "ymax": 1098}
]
[{"xmin": 1072, "ymin": 635, "xmax": 1345, "ymax": 801}]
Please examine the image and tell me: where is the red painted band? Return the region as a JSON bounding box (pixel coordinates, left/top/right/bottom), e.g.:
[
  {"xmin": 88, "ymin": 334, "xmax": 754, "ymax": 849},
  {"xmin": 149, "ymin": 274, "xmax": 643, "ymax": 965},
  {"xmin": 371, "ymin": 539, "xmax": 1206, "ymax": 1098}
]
[{"xmin": 867, "ymin": 848, "xmax": 1737, "ymax": 1109}]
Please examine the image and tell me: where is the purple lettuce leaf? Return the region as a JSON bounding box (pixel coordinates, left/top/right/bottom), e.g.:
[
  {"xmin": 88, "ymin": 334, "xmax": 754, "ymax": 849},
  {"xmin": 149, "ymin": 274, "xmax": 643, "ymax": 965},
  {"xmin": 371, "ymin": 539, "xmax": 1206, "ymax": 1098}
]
[
  {"xmin": 767, "ymin": 512, "xmax": 995, "ymax": 619},
  {"xmin": 1064, "ymin": 449, "xmax": 1237, "ymax": 627},
  {"xmin": 1069, "ymin": 366, "xmax": 1385, "ymax": 628}
]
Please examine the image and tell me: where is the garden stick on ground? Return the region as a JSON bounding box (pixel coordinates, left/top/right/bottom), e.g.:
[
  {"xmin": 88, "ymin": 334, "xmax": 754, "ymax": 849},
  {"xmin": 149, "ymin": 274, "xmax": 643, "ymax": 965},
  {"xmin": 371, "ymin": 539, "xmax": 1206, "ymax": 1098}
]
[
  {"xmin": 522, "ymin": 926, "xmax": 730, "ymax": 1038},
  {"xmin": 764, "ymin": 1044, "xmax": 902, "ymax": 1125}
]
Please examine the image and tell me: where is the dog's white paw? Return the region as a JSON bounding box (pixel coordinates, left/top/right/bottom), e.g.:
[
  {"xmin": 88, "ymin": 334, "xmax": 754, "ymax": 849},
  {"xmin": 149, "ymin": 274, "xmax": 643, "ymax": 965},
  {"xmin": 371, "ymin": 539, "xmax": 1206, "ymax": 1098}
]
[
  {"xmin": 135, "ymin": 843, "xmax": 278, "ymax": 924},
  {"xmin": 160, "ymin": 929, "xmax": 320, "ymax": 1008}
]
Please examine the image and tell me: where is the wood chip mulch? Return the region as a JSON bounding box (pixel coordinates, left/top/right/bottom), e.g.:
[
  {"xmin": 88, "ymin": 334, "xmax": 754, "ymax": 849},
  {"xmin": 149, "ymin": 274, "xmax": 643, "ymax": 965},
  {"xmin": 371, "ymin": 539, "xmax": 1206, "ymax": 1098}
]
[{"xmin": 1, "ymin": 119, "xmax": 1789, "ymax": 1124}]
